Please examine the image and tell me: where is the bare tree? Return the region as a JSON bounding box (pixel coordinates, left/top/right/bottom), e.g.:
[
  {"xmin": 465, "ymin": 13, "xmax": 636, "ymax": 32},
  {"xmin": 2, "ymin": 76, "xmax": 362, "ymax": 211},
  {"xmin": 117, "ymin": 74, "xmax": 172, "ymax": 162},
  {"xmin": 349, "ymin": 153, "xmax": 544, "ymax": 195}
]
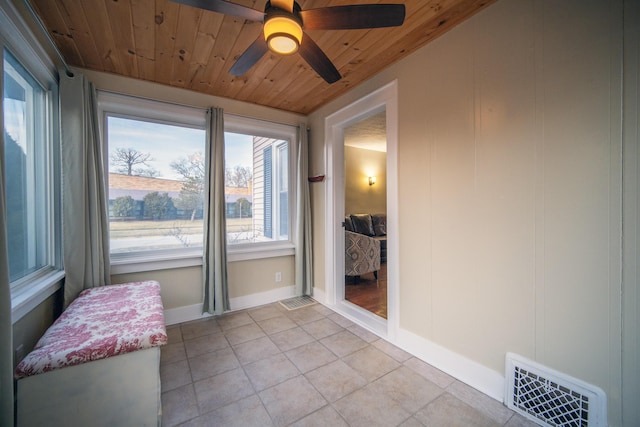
[
  {"xmin": 110, "ymin": 147, "xmax": 158, "ymax": 177},
  {"xmin": 171, "ymin": 153, "xmax": 205, "ymax": 221},
  {"xmin": 225, "ymin": 165, "xmax": 252, "ymax": 188}
]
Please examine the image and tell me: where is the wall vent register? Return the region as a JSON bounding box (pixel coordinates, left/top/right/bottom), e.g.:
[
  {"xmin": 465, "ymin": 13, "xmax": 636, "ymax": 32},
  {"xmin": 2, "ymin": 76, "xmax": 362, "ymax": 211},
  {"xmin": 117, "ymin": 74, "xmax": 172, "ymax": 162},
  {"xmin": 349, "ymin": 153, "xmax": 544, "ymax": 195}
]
[{"xmin": 505, "ymin": 353, "xmax": 606, "ymax": 427}]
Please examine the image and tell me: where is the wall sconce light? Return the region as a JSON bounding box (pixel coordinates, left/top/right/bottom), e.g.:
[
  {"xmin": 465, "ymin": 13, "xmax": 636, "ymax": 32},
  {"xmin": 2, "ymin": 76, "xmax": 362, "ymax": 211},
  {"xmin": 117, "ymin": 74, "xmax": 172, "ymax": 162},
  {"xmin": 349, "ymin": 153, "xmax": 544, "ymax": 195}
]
[{"xmin": 368, "ymin": 176, "xmax": 377, "ymax": 186}]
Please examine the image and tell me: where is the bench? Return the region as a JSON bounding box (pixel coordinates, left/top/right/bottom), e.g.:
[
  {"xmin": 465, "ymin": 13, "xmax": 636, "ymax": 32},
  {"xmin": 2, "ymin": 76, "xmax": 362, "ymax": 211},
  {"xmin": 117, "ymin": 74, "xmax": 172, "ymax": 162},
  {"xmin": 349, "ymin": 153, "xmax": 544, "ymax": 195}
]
[{"xmin": 14, "ymin": 280, "xmax": 168, "ymax": 427}]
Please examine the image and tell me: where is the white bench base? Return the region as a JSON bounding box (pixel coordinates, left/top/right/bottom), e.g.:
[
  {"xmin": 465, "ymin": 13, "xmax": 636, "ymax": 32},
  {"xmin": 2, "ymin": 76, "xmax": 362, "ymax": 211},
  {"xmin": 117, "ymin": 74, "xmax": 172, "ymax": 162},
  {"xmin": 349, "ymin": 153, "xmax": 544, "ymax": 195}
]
[{"xmin": 17, "ymin": 347, "xmax": 161, "ymax": 427}]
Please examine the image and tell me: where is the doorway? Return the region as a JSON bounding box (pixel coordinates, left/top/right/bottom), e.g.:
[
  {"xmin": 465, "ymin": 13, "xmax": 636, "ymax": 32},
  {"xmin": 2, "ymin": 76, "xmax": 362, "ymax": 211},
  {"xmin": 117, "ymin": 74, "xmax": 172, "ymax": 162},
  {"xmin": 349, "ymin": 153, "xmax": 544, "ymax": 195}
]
[
  {"xmin": 324, "ymin": 81, "xmax": 398, "ymax": 339},
  {"xmin": 343, "ymin": 111, "xmax": 387, "ymax": 318}
]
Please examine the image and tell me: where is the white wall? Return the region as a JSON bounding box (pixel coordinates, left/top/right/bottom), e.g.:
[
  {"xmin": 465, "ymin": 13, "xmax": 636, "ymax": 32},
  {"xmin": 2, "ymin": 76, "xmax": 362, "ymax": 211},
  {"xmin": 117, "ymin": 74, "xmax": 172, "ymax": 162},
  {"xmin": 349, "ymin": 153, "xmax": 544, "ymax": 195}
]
[{"xmin": 308, "ymin": 0, "xmax": 637, "ymax": 425}]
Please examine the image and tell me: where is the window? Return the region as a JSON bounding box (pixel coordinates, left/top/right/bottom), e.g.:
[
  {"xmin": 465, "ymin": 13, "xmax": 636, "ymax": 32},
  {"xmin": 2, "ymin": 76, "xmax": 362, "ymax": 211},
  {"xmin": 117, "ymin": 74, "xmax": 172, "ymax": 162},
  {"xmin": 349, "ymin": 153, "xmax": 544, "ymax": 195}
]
[
  {"xmin": 3, "ymin": 49, "xmax": 58, "ymax": 285},
  {"xmin": 99, "ymin": 93, "xmax": 206, "ymax": 263},
  {"xmin": 224, "ymin": 116, "xmax": 296, "ymax": 253},
  {"xmin": 99, "ymin": 95, "xmax": 296, "ymax": 266}
]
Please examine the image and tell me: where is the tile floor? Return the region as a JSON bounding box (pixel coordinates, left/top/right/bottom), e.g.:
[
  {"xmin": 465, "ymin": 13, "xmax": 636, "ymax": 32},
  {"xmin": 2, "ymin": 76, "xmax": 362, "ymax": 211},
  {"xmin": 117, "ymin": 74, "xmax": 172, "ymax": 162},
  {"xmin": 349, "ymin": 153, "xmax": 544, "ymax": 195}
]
[{"xmin": 161, "ymin": 302, "xmax": 538, "ymax": 427}]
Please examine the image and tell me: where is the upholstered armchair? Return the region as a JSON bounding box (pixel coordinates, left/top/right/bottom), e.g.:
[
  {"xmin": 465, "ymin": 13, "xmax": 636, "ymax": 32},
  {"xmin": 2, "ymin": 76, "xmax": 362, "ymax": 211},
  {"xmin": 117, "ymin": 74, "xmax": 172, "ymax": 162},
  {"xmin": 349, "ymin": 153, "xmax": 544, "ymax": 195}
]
[{"xmin": 345, "ymin": 230, "xmax": 381, "ymax": 284}]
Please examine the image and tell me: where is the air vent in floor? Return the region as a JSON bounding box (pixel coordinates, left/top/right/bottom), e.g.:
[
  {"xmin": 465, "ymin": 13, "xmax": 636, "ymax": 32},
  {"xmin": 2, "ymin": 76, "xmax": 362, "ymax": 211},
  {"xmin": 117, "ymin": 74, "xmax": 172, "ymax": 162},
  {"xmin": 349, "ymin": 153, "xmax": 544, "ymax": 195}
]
[
  {"xmin": 505, "ymin": 353, "xmax": 607, "ymax": 427},
  {"xmin": 279, "ymin": 295, "xmax": 316, "ymax": 311}
]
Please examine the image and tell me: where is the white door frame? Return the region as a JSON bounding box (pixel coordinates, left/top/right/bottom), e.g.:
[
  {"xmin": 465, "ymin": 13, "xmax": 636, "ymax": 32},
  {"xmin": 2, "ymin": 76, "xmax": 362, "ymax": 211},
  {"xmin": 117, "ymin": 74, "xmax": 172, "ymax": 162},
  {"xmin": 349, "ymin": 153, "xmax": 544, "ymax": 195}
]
[{"xmin": 324, "ymin": 80, "xmax": 399, "ymax": 340}]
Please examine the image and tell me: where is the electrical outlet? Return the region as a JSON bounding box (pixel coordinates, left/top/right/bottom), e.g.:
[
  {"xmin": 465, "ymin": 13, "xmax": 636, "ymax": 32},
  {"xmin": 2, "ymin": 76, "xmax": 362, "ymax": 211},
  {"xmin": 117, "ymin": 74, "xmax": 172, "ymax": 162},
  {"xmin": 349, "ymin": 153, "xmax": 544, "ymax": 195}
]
[
  {"xmin": 275, "ymin": 272, "xmax": 282, "ymax": 282},
  {"xmin": 15, "ymin": 344, "xmax": 25, "ymax": 362}
]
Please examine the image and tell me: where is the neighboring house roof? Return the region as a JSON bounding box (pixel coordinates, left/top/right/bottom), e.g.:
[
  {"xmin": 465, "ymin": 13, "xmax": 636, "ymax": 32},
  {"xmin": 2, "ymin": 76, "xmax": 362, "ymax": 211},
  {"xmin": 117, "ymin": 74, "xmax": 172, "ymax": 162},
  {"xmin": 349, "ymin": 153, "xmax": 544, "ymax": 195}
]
[
  {"xmin": 225, "ymin": 185, "xmax": 253, "ymax": 204},
  {"xmin": 109, "ymin": 173, "xmax": 183, "ymax": 192},
  {"xmin": 225, "ymin": 186, "xmax": 252, "ymax": 195},
  {"xmin": 108, "ymin": 173, "xmax": 252, "ymax": 203},
  {"xmin": 108, "ymin": 173, "xmax": 183, "ymax": 200}
]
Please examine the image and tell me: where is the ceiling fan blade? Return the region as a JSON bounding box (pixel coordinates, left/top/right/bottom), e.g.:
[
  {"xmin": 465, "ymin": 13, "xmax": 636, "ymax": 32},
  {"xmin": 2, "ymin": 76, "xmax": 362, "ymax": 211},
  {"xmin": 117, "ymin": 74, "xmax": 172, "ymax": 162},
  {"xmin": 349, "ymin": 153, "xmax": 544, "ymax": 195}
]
[
  {"xmin": 270, "ymin": 0, "xmax": 294, "ymax": 13},
  {"xmin": 171, "ymin": 0, "xmax": 264, "ymax": 22},
  {"xmin": 300, "ymin": 4, "xmax": 406, "ymax": 30},
  {"xmin": 229, "ymin": 36, "xmax": 268, "ymax": 76},
  {"xmin": 298, "ymin": 35, "xmax": 341, "ymax": 84}
]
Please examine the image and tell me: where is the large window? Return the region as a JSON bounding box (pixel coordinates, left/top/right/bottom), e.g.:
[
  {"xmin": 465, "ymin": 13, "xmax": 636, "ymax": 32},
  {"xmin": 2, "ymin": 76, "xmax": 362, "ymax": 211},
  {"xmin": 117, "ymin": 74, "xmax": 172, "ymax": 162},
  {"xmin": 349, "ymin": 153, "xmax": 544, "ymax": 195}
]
[
  {"xmin": 3, "ymin": 49, "xmax": 57, "ymax": 285},
  {"xmin": 224, "ymin": 116, "xmax": 296, "ymax": 251},
  {"xmin": 99, "ymin": 93, "xmax": 206, "ymax": 261},
  {"xmin": 99, "ymin": 95, "xmax": 296, "ymax": 266}
]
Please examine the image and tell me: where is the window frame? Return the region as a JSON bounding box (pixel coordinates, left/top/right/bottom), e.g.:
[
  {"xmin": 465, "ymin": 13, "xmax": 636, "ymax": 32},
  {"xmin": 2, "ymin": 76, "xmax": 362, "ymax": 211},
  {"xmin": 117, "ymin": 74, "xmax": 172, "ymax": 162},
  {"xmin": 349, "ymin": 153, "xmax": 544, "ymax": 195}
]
[
  {"xmin": 224, "ymin": 114, "xmax": 297, "ymax": 262},
  {"xmin": 97, "ymin": 94, "xmax": 298, "ymax": 270},
  {"xmin": 1, "ymin": 1, "xmax": 63, "ymax": 322},
  {"xmin": 275, "ymin": 141, "xmax": 289, "ymax": 240},
  {"xmin": 97, "ymin": 91, "xmax": 207, "ymax": 274}
]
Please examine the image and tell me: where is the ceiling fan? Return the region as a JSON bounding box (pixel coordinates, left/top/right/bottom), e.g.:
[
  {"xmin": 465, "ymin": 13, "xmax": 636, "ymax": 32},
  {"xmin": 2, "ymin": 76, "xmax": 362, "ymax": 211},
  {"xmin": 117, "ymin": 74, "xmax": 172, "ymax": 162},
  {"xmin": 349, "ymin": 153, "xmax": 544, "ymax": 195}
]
[{"xmin": 172, "ymin": 0, "xmax": 406, "ymax": 84}]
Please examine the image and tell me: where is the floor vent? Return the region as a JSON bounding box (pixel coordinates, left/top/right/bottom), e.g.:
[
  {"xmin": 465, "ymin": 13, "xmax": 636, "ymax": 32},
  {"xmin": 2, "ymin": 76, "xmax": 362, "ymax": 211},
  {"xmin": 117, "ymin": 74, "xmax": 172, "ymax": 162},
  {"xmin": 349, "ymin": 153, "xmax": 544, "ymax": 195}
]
[
  {"xmin": 505, "ymin": 353, "xmax": 607, "ymax": 427},
  {"xmin": 279, "ymin": 295, "xmax": 316, "ymax": 311}
]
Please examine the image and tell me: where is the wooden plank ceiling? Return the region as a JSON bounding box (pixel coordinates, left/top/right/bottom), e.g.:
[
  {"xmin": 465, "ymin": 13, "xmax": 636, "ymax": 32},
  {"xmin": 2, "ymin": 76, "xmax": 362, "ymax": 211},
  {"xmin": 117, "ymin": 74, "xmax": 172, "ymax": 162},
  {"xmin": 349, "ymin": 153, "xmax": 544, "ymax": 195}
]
[{"xmin": 30, "ymin": 0, "xmax": 495, "ymax": 114}]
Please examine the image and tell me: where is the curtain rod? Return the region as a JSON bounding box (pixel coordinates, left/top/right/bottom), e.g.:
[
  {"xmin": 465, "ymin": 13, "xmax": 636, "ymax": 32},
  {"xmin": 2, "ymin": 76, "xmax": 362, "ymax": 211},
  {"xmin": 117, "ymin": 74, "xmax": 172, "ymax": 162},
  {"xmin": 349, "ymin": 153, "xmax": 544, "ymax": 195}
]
[
  {"xmin": 97, "ymin": 88, "xmax": 304, "ymax": 129},
  {"xmin": 23, "ymin": 0, "xmax": 73, "ymax": 77},
  {"xmin": 225, "ymin": 112, "xmax": 303, "ymax": 130}
]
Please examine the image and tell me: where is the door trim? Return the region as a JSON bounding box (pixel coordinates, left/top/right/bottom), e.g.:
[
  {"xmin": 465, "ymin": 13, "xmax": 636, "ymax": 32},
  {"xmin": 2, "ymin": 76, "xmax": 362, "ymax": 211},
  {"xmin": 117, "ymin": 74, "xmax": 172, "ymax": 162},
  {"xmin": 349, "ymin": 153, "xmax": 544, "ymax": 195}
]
[{"xmin": 324, "ymin": 80, "xmax": 399, "ymax": 340}]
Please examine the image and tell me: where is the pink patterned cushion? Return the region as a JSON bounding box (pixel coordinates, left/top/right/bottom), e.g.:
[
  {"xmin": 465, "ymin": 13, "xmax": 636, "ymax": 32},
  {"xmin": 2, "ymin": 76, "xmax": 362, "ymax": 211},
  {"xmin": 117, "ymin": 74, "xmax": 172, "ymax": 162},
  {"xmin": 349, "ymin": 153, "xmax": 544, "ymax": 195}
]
[{"xmin": 15, "ymin": 281, "xmax": 167, "ymax": 379}]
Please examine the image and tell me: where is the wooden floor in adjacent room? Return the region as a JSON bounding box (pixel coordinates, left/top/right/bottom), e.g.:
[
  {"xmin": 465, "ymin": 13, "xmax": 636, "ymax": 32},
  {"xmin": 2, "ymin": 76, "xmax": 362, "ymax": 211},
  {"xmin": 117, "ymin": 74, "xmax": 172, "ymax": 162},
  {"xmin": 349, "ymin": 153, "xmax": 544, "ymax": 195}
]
[{"xmin": 345, "ymin": 263, "xmax": 387, "ymax": 319}]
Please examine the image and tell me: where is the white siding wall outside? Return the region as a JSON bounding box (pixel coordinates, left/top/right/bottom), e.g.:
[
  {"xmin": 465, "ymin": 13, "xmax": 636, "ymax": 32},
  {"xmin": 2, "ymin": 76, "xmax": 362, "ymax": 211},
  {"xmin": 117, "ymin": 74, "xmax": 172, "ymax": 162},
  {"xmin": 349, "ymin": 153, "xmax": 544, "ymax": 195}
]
[{"xmin": 252, "ymin": 136, "xmax": 271, "ymax": 239}]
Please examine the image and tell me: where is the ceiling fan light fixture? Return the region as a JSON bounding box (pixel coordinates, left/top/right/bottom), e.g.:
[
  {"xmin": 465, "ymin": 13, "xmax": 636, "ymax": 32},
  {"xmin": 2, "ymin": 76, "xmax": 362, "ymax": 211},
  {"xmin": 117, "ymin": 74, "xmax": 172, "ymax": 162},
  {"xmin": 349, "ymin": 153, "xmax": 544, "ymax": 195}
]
[{"xmin": 264, "ymin": 14, "xmax": 303, "ymax": 55}]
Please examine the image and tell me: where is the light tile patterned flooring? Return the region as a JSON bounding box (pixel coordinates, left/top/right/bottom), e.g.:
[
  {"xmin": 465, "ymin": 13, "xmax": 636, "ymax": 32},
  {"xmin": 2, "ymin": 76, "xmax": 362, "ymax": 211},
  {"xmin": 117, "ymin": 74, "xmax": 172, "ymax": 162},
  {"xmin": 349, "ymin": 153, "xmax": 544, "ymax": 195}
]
[{"xmin": 161, "ymin": 302, "xmax": 537, "ymax": 427}]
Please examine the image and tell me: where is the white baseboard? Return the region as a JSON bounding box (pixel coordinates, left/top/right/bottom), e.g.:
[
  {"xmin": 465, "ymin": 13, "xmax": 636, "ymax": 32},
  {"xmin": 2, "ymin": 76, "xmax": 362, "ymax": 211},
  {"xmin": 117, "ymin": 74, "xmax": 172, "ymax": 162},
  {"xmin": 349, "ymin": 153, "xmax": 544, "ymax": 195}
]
[
  {"xmin": 396, "ymin": 328, "xmax": 505, "ymax": 402},
  {"xmin": 229, "ymin": 285, "xmax": 296, "ymax": 311},
  {"xmin": 311, "ymin": 286, "xmax": 325, "ymax": 304},
  {"xmin": 164, "ymin": 285, "xmax": 297, "ymax": 325},
  {"xmin": 163, "ymin": 303, "xmax": 212, "ymax": 326},
  {"xmin": 312, "ymin": 287, "xmax": 503, "ymax": 402}
]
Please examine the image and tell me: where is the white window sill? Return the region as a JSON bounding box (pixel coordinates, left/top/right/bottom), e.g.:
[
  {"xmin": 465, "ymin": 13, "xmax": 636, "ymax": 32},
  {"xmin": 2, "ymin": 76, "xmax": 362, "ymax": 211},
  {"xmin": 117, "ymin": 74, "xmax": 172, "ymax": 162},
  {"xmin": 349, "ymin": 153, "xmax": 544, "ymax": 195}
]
[
  {"xmin": 110, "ymin": 248, "xmax": 204, "ymax": 275},
  {"xmin": 227, "ymin": 242, "xmax": 295, "ymax": 262},
  {"xmin": 109, "ymin": 242, "xmax": 295, "ymax": 274},
  {"xmin": 11, "ymin": 269, "xmax": 65, "ymax": 324}
]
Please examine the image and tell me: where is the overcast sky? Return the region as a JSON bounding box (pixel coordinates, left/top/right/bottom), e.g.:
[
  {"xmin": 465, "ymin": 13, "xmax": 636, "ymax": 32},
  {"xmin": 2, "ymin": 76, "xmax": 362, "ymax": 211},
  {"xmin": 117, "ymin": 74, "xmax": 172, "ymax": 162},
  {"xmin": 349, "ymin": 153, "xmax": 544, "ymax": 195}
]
[{"xmin": 108, "ymin": 116, "xmax": 253, "ymax": 180}]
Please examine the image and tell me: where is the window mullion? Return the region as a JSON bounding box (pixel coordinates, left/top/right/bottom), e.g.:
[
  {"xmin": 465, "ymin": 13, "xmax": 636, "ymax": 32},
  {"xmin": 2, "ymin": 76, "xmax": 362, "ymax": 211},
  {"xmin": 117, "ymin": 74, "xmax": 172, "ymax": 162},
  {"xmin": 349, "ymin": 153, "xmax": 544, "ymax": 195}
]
[{"xmin": 25, "ymin": 74, "xmax": 37, "ymax": 270}]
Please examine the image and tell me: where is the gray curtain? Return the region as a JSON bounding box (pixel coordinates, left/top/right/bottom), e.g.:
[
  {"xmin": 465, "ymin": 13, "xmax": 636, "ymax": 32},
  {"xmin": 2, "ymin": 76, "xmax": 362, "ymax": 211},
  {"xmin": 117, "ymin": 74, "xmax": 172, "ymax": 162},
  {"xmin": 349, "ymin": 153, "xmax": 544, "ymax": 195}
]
[
  {"xmin": 60, "ymin": 71, "xmax": 110, "ymax": 307},
  {"xmin": 203, "ymin": 107, "xmax": 229, "ymax": 315},
  {"xmin": 0, "ymin": 104, "xmax": 14, "ymax": 427},
  {"xmin": 295, "ymin": 125, "xmax": 313, "ymax": 296}
]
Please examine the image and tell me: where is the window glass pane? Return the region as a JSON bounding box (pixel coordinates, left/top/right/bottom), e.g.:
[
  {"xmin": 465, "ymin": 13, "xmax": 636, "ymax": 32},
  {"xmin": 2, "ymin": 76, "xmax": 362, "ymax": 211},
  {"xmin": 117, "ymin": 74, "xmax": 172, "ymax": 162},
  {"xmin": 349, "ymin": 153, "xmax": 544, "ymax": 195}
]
[
  {"xmin": 107, "ymin": 116, "xmax": 205, "ymax": 253},
  {"xmin": 225, "ymin": 131, "xmax": 289, "ymax": 244},
  {"xmin": 3, "ymin": 50, "xmax": 47, "ymax": 282}
]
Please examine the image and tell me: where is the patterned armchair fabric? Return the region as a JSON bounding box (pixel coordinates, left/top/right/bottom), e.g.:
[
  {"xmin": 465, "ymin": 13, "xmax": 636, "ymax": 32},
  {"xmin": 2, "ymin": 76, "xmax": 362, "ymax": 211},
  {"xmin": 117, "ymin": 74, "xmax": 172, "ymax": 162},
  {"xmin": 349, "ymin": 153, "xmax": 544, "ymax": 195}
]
[
  {"xmin": 345, "ymin": 213, "xmax": 387, "ymax": 263},
  {"xmin": 345, "ymin": 230, "xmax": 381, "ymax": 277}
]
